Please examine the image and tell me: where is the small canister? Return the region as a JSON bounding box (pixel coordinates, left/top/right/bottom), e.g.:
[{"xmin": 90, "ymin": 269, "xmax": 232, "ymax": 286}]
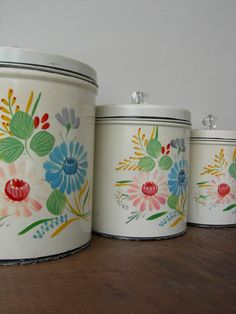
[
  {"xmin": 93, "ymin": 92, "xmax": 191, "ymax": 239},
  {"xmin": 0, "ymin": 47, "xmax": 98, "ymax": 264},
  {"xmin": 188, "ymin": 115, "xmax": 236, "ymax": 227}
]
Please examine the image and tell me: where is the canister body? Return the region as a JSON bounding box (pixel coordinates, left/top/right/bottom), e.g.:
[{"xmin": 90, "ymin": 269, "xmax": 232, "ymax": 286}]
[
  {"xmin": 93, "ymin": 120, "xmax": 190, "ymax": 239},
  {"xmin": 0, "ymin": 68, "xmax": 97, "ymax": 263},
  {"xmin": 188, "ymin": 138, "xmax": 236, "ymax": 227}
]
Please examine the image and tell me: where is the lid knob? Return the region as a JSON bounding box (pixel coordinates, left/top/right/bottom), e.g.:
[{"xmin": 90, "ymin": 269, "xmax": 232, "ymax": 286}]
[
  {"xmin": 131, "ymin": 91, "xmax": 149, "ymax": 104},
  {"xmin": 201, "ymin": 114, "xmax": 217, "ymax": 130}
]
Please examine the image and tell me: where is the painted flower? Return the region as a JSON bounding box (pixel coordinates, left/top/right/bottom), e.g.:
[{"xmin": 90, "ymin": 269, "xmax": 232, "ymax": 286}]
[
  {"xmin": 44, "ymin": 140, "xmax": 87, "ymax": 194},
  {"xmin": 170, "ymin": 138, "xmax": 186, "ymax": 153},
  {"xmin": 34, "ymin": 113, "xmax": 50, "ymax": 130},
  {"xmin": 55, "ymin": 108, "xmax": 80, "ymax": 134},
  {"xmin": 0, "ymin": 88, "xmax": 20, "ymax": 137},
  {"xmin": 127, "ymin": 170, "xmax": 168, "ymax": 212},
  {"xmin": 206, "ymin": 176, "xmax": 236, "ymax": 206},
  {"xmin": 168, "ymin": 159, "xmax": 188, "ymax": 196},
  {"xmin": 0, "ymin": 161, "xmax": 43, "ymax": 218}
]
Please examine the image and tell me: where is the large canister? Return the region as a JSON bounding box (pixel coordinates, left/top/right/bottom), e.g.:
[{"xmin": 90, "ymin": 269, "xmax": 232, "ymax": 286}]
[
  {"xmin": 0, "ymin": 47, "xmax": 98, "ymax": 264},
  {"xmin": 188, "ymin": 127, "xmax": 236, "ymax": 227},
  {"xmin": 93, "ymin": 92, "xmax": 191, "ymax": 239}
]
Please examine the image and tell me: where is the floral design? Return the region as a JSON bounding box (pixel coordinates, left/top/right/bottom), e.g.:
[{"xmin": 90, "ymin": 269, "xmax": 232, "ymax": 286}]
[
  {"xmin": 206, "ymin": 176, "xmax": 236, "ymax": 206},
  {"xmin": 127, "ymin": 170, "xmax": 168, "ymax": 212},
  {"xmin": 168, "ymin": 160, "xmax": 188, "ymax": 196},
  {"xmin": 55, "ymin": 108, "xmax": 80, "ymax": 134},
  {"xmin": 170, "ymin": 138, "xmax": 186, "ymax": 153},
  {"xmin": 0, "ymin": 89, "xmax": 55, "ymax": 162},
  {"xmin": 200, "ymin": 148, "xmax": 228, "ymax": 177},
  {"xmin": 0, "ymin": 162, "xmax": 43, "ymax": 218},
  {"xmin": 17, "ymin": 105, "xmax": 91, "ymax": 239},
  {"xmin": 44, "ymin": 141, "xmax": 88, "ymax": 194},
  {"xmin": 195, "ymin": 148, "xmax": 236, "ymax": 212},
  {"xmin": 115, "ymin": 126, "xmax": 188, "ymax": 226},
  {"xmin": 19, "ymin": 180, "xmax": 92, "ymax": 239},
  {"xmin": 0, "ymin": 88, "xmax": 91, "ymax": 240},
  {"xmin": 34, "ymin": 113, "xmax": 50, "ymax": 130},
  {"xmin": 0, "ymin": 88, "xmax": 19, "ymax": 137}
]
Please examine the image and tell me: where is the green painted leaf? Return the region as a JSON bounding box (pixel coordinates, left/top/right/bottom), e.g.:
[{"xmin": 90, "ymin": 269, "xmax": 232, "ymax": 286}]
[
  {"xmin": 147, "ymin": 211, "xmax": 168, "ymax": 220},
  {"xmin": 229, "ymin": 163, "xmax": 236, "ymax": 180},
  {"xmin": 18, "ymin": 218, "xmax": 54, "ymax": 235},
  {"xmin": 138, "ymin": 156, "xmax": 155, "ymax": 172},
  {"xmin": 10, "ymin": 111, "xmax": 34, "ymax": 140},
  {"xmin": 159, "ymin": 155, "xmax": 173, "ymax": 170},
  {"xmin": 46, "ymin": 190, "xmax": 66, "ymax": 216},
  {"xmin": 0, "ymin": 137, "xmax": 24, "ymax": 162},
  {"xmin": 0, "ymin": 215, "xmax": 10, "ymax": 221},
  {"xmin": 116, "ymin": 180, "xmax": 133, "ymax": 184},
  {"xmin": 146, "ymin": 139, "xmax": 162, "ymax": 158},
  {"xmin": 126, "ymin": 211, "xmax": 141, "ymax": 224},
  {"xmin": 83, "ymin": 185, "xmax": 90, "ymax": 209},
  {"xmin": 30, "ymin": 131, "xmax": 55, "ymax": 156},
  {"xmin": 31, "ymin": 92, "xmax": 42, "ymax": 117},
  {"xmin": 223, "ymin": 203, "xmax": 236, "ymax": 212},
  {"xmin": 167, "ymin": 195, "xmax": 179, "ymax": 209},
  {"xmin": 197, "ymin": 181, "xmax": 209, "ymax": 185}
]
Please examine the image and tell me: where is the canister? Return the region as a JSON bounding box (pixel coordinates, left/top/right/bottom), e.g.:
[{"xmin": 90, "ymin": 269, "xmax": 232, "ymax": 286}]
[
  {"xmin": 0, "ymin": 47, "xmax": 98, "ymax": 264},
  {"xmin": 93, "ymin": 92, "xmax": 191, "ymax": 239},
  {"xmin": 188, "ymin": 118, "xmax": 236, "ymax": 227}
]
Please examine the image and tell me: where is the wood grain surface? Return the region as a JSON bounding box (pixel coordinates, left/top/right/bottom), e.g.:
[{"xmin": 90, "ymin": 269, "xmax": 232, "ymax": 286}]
[{"xmin": 0, "ymin": 227, "xmax": 236, "ymax": 314}]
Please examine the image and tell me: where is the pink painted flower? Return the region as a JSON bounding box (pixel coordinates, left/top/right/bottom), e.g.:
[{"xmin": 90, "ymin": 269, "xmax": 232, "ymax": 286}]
[
  {"xmin": 127, "ymin": 170, "xmax": 168, "ymax": 212},
  {"xmin": 206, "ymin": 176, "xmax": 236, "ymax": 206},
  {"xmin": 0, "ymin": 162, "xmax": 43, "ymax": 218}
]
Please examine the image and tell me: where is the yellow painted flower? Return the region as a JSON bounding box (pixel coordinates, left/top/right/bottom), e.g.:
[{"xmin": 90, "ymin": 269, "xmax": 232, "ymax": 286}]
[{"xmin": 0, "ymin": 88, "xmax": 21, "ymax": 137}]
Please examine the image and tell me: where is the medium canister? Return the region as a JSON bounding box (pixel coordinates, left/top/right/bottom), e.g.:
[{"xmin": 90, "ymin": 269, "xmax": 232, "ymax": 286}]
[
  {"xmin": 188, "ymin": 129, "xmax": 236, "ymax": 227},
  {"xmin": 93, "ymin": 93, "xmax": 191, "ymax": 239},
  {"xmin": 0, "ymin": 47, "xmax": 98, "ymax": 264}
]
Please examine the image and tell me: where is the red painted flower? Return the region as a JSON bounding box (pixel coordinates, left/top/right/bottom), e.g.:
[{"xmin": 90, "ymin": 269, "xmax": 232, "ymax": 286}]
[
  {"xmin": 142, "ymin": 181, "xmax": 158, "ymax": 196},
  {"xmin": 34, "ymin": 113, "xmax": 50, "ymax": 130},
  {"xmin": 207, "ymin": 176, "xmax": 236, "ymax": 206},
  {"xmin": 127, "ymin": 170, "xmax": 168, "ymax": 212},
  {"xmin": 161, "ymin": 143, "xmax": 171, "ymax": 155},
  {"xmin": 5, "ymin": 179, "xmax": 30, "ymax": 201},
  {"xmin": 217, "ymin": 183, "xmax": 230, "ymax": 198},
  {"xmin": 0, "ymin": 162, "xmax": 43, "ymax": 218}
]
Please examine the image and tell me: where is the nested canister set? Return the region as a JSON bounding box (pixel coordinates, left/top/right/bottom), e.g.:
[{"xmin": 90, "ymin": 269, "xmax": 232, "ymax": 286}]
[{"xmin": 0, "ymin": 48, "xmax": 235, "ymax": 264}]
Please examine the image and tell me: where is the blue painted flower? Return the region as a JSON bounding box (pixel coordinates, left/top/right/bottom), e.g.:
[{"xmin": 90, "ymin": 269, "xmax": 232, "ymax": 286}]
[
  {"xmin": 43, "ymin": 141, "xmax": 88, "ymax": 194},
  {"xmin": 168, "ymin": 159, "xmax": 188, "ymax": 196}
]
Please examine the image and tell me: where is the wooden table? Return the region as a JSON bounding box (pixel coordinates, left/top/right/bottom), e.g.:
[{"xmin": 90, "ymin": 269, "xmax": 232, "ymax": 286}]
[{"xmin": 1, "ymin": 227, "xmax": 236, "ymax": 314}]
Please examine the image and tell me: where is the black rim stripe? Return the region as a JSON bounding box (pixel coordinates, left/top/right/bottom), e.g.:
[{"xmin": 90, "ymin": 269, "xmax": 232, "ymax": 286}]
[
  {"xmin": 96, "ymin": 115, "xmax": 191, "ymax": 126},
  {"xmin": 0, "ymin": 62, "xmax": 98, "ymax": 87},
  {"xmin": 191, "ymin": 137, "xmax": 236, "ymax": 142}
]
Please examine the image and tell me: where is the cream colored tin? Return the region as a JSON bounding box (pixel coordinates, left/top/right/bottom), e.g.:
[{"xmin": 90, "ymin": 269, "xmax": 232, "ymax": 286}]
[
  {"xmin": 93, "ymin": 93, "xmax": 191, "ymax": 239},
  {"xmin": 188, "ymin": 129, "xmax": 236, "ymax": 227},
  {"xmin": 0, "ymin": 47, "xmax": 98, "ymax": 264}
]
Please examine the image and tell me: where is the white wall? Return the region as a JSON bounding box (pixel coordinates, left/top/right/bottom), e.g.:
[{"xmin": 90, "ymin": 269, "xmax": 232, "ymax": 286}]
[{"xmin": 0, "ymin": 0, "xmax": 235, "ymax": 129}]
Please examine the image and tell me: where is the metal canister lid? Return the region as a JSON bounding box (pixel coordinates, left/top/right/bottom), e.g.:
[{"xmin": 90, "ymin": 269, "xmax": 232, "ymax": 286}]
[
  {"xmin": 191, "ymin": 114, "xmax": 236, "ymax": 143},
  {"xmin": 0, "ymin": 47, "xmax": 97, "ymax": 86},
  {"xmin": 191, "ymin": 129, "xmax": 236, "ymax": 142},
  {"xmin": 96, "ymin": 92, "xmax": 191, "ymax": 126}
]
